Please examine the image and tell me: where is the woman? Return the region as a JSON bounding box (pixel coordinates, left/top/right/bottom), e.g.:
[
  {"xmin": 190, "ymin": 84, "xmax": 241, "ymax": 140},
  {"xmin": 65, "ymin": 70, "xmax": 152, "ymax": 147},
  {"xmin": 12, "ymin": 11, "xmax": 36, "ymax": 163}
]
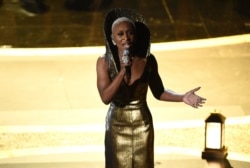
[{"xmin": 96, "ymin": 8, "xmax": 206, "ymax": 168}]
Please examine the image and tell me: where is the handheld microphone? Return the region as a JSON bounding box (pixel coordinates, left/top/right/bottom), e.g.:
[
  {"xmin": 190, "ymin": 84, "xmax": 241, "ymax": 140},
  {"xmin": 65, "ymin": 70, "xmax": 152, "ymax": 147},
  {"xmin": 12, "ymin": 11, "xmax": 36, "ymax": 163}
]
[{"xmin": 122, "ymin": 48, "xmax": 131, "ymax": 80}]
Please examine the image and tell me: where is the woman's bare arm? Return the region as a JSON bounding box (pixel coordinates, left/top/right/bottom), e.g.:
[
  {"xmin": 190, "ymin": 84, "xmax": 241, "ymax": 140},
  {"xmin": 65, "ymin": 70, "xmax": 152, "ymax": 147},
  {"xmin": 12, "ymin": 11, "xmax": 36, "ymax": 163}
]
[{"xmin": 96, "ymin": 56, "xmax": 126, "ymax": 104}]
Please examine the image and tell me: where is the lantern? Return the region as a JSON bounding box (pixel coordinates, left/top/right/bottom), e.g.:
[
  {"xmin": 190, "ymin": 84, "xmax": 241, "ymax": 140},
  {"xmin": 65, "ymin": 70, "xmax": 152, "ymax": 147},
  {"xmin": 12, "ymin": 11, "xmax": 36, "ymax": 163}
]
[{"xmin": 202, "ymin": 113, "xmax": 228, "ymax": 160}]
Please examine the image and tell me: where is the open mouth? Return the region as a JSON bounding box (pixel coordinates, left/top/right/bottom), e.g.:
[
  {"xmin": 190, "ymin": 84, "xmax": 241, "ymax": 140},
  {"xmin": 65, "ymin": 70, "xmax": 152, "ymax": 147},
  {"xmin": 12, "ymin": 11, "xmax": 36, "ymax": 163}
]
[{"xmin": 123, "ymin": 42, "xmax": 133, "ymax": 48}]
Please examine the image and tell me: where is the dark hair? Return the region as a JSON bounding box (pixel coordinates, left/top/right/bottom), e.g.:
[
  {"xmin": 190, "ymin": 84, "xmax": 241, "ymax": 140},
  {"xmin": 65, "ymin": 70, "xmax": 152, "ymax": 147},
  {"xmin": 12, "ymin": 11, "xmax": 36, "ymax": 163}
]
[{"xmin": 132, "ymin": 22, "xmax": 150, "ymax": 58}]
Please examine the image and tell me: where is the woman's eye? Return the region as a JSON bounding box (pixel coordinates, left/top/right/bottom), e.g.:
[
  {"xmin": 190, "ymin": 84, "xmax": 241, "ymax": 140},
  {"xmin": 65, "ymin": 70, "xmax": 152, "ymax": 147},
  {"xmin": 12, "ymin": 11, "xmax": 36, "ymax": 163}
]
[
  {"xmin": 117, "ymin": 32, "xmax": 124, "ymax": 36},
  {"xmin": 129, "ymin": 31, "xmax": 135, "ymax": 35}
]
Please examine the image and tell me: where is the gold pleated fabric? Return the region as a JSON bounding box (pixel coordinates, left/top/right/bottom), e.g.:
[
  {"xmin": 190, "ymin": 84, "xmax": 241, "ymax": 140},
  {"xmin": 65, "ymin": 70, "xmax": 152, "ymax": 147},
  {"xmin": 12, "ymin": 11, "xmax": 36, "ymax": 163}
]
[{"xmin": 105, "ymin": 100, "xmax": 154, "ymax": 168}]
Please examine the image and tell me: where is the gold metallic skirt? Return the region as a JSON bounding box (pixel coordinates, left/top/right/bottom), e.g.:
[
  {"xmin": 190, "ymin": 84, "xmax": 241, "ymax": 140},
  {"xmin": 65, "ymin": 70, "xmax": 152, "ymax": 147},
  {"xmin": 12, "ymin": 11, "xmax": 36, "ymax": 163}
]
[{"xmin": 105, "ymin": 101, "xmax": 154, "ymax": 168}]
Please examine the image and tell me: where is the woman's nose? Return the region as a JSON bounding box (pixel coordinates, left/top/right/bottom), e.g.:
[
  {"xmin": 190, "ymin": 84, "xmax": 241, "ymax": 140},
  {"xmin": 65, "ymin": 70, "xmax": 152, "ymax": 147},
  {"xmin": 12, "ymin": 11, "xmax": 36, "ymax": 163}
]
[{"xmin": 124, "ymin": 33, "xmax": 130, "ymax": 40}]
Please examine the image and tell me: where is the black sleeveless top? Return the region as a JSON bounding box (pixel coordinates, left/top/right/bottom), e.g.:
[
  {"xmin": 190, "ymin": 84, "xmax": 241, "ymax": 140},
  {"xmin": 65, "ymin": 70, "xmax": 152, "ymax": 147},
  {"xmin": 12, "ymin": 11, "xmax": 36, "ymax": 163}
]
[{"xmin": 108, "ymin": 54, "xmax": 165, "ymax": 107}]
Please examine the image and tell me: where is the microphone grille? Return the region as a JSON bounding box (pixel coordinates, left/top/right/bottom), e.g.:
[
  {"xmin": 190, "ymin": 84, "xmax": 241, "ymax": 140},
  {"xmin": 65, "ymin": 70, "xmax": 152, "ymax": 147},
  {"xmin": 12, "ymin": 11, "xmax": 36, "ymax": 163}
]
[{"xmin": 123, "ymin": 48, "xmax": 130, "ymax": 56}]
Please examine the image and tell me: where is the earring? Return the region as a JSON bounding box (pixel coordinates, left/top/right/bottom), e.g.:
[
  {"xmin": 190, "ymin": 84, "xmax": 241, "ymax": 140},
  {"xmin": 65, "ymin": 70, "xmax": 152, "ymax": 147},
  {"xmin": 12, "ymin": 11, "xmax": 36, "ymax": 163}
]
[
  {"xmin": 111, "ymin": 34, "xmax": 116, "ymax": 45},
  {"xmin": 112, "ymin": 39, "xmax": 116, "ymax": 45}
]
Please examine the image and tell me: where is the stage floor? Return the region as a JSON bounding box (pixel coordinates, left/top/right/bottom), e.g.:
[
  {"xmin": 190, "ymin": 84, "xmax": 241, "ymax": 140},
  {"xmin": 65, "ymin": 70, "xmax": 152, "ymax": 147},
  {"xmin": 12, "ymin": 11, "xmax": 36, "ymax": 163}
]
[{"xmin": 0, "ymin": 36, "xmax": 250, "ymax": 167}]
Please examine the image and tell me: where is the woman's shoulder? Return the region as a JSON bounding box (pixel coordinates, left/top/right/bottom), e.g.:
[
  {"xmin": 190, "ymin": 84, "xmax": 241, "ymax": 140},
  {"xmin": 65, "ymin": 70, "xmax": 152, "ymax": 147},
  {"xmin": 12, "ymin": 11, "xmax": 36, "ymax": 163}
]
[
  {"xmin": 146, "ymin": 54, "xmax": 159, "ymax": 70},
  {"xmin": 96, "ymin": 54, "xmax": 109, "ymax": 72},
  {"xmin": 97, "ymin": 54, "xmax": 106, "ymax": 61},
  {"xmin": 97, "ymin": 54, "xmax": 108, "ymax": 65},
  {"xmin": 147, "ymin": 54, "xmax": 157, "ymax": 62}
]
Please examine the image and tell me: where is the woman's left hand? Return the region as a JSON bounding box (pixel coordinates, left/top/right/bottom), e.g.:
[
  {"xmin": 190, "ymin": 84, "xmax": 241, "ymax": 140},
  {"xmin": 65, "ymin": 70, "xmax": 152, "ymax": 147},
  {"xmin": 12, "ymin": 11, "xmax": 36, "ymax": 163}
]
[{"xmin": 183, "ymin": 87, "xmax": 206, "ymax": 108}]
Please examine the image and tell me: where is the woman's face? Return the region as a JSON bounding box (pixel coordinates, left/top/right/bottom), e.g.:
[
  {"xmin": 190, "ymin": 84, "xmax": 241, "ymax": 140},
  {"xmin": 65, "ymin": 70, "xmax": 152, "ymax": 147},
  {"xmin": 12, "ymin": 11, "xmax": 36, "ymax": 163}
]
[{"xmin": 111, "ymin": 21, "xmax": 136, "ymax": 50}]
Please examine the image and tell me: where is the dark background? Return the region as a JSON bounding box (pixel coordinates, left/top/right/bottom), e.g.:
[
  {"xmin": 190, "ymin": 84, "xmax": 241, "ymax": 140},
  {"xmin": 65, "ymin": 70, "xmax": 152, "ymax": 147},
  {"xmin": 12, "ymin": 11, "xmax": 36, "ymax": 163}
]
[{"xmin": 0, "ymin": 0, "xmax": 249, "ymax": 48}]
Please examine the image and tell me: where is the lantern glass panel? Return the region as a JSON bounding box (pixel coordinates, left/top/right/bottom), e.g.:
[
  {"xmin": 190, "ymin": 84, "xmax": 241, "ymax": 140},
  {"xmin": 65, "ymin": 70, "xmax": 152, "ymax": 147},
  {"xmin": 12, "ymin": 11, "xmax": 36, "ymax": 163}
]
[{"xmin": 206, "ymin": 122, "xmax": 221, "ymax": 149}]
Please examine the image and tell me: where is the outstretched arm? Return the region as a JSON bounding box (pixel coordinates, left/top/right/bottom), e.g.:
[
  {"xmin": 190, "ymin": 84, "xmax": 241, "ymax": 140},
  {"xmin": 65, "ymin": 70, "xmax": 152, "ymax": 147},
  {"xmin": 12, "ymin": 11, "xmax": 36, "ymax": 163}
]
[{"xmin": 148, "ymin": 55, "xmax": 206, "ymax": 108}]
